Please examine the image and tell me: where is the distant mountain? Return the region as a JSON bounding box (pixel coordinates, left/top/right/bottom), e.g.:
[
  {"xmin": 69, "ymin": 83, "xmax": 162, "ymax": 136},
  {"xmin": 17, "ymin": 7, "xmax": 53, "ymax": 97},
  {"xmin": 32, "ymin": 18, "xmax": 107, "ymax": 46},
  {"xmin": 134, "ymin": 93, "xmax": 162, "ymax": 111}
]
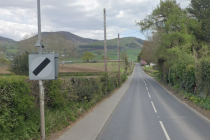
[
  {"xmin": 38, "ymin": 31, "xmax": 98, "ymax": 46},
  {"xmin": 17, "ymin": 31, "xmax": 99, "ymax": 46},
  {"xmin": 0, "ymin": 36, "xmax": 17, "ymax": 44},
  {"xmin": 79, "ymin": 37, "xmax": 144, "ymax": 50}
]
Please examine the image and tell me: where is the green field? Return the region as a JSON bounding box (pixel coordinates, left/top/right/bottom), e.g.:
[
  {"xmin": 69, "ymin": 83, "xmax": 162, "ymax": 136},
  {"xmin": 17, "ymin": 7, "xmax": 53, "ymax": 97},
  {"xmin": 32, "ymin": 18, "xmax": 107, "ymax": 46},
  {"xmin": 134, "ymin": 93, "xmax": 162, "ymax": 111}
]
[
  {"xmin": 91, "ymin": 48, "xmax": 141, "ymax": 61},
  {"xmin": 7, "ymin": 49, "xmax": 18, "ymax": 53},
  {"xmin": 80, "ymin": 37, "xmax": 143, "ymax": 49},
  {"xmin": 75, "ymin": 61, "xmax": 128, "ymax": 73}
]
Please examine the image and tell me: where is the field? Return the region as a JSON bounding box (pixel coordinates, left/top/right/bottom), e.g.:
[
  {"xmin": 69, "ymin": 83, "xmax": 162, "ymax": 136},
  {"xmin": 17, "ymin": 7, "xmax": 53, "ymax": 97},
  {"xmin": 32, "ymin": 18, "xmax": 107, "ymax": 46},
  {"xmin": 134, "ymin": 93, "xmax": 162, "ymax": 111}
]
[
  {"xmin": 92, "ymin": 49, "xmax": 141, "ymax": 61},
  {"xmin": 59, "ymin": 63, "xmax": 109, "ymax": 72},
  {"xmin": 0, "ymin": 62, "xmax": 129, "ymax": 74},
  {"xmin": 0, "ymin": 67, "xmax": 10, "ymax": 74},
  {"xmin": 80, "ymin": 37, "xmax": 143, "ymax": 49},
  {"xmin": 7, "ymin": 49, "xmax": 18, "ymax": 53}
]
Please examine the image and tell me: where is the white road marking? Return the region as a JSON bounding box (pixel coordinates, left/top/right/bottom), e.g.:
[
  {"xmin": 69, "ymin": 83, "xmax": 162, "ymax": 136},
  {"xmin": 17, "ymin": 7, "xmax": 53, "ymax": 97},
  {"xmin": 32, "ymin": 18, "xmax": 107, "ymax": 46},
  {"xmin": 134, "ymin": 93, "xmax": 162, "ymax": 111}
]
[
  {"xmin": 159, "ymin": 121, "xmax": 171, "ymax": 140},
  {"xmin": 146, "ymin": 87, "xmax": 148, "ymax": 91},
  {"xmin": 151, "ymin": 101, "xmax": 157, "ymax": 113},
  {"xmin": 148, "ymin": 92, "xmax": 151, "ymax": 98}
]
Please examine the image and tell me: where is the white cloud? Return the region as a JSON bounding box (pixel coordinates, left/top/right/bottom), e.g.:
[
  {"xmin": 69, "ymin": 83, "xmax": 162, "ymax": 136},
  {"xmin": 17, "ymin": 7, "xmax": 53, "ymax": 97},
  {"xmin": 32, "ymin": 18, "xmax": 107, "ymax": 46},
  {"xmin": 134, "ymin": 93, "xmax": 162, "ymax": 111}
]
[
  {"xmin": 116, "ymin": 11, "xmax": 125, "ymax": 18},
  {"xmin": 0, "ymin": 20, "xmax": 37, "ymax": 40},
  {"xmin": 0, "ymin": 0, "xmax": 191, "ymax": 41}
]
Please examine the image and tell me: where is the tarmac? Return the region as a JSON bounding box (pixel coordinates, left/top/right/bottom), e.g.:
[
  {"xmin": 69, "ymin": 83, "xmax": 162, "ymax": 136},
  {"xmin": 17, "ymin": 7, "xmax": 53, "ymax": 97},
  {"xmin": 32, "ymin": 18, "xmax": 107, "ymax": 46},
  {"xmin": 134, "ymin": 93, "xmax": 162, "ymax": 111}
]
[{"xmin": 57, "ymin": 67, "xmax": 135, "ymax": 140}]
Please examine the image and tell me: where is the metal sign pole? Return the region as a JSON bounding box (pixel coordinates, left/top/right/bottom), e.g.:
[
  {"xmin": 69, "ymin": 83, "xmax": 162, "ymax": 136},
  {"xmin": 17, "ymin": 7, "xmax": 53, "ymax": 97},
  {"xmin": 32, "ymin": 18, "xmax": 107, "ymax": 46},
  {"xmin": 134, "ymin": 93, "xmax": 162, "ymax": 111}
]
[{"xmin": 37, "ymin": 0, "xmax": 45, "ymax": 139}]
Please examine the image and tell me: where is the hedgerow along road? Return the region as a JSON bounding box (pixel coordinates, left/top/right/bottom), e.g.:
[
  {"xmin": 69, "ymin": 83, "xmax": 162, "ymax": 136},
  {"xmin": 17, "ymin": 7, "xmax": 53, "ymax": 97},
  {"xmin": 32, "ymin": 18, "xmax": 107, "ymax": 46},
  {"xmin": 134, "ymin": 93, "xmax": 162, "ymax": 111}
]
[{"xmin": 96, "ymin": 63, "xmax": 210, "ymax": 140}]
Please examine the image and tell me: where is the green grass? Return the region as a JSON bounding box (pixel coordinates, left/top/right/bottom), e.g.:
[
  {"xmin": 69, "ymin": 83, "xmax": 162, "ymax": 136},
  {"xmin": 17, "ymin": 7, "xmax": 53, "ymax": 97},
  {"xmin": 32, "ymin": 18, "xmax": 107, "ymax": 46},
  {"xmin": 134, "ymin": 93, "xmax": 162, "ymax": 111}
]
[
  {"xmin": 143, "ymin": 66, "xmax": 210, "ymax": 111},
  {"xmin": 72, "ymin": 61, "xmax": 133, "ymax": 73},
  {"xmin": 126, "ymin": 49, "xmax": 141, "ymax": 60},
  {"xmin": 7, "ymin": 49, "xmax": 18, "ymax": 53},
  {"xmin": 89, "ymin": 37, "xmax": 143, "ymax": 48},
  {"xmin": 88, "ymin": 49, "xmax": 141, "ymax": 61},
  {"xmin": 143, "ymin": 66, "xmax": 159, "ymax": 77},
  {"xmin": 184, "ymin": 93, "xmax": 210, "ymax": 110},
  {"xmin": 75, "ymin": 62, "xmax": 125, "ymax": 72}
]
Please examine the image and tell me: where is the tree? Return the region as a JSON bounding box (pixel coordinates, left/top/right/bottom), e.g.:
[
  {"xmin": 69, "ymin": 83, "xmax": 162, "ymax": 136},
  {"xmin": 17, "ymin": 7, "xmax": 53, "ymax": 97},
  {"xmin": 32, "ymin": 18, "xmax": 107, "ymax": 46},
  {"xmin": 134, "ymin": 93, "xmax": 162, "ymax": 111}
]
[
  {"xmin": 96, "ymin": 50, "xmax": 103, "ymax": 55},
  {"xmin": 0, "ymin": 58, "xmax": 10, "ymax": 66},
  {"xmin": 120, "ymin": 52, "xmax": 129, "ymax": 72},
  {"xmin": 9, "ymin": 52, "xmax": 29, "ymax": 75},
  {"xmin": 101, "ymin": 55, "xmax": 110, "ymax": 60},
  {"xmin": 140, "ymin": 32, "xmax": 160, "ymax": 64},
  {"xmin": 188, "ymin": 0, "xmax": 210, "ymax": 43},
  {"xmin": 44, "ymin": 33, "xmax": 76, "ymax": 69},
  {"xmin": 18, "ymin": 33, "xmax": 38, "ymax": 54},
  {"xmin": 18, "ymin": 32, "xmax": 77, "ymax": 70},
  {"xmin": 18, "ymin": 32, "xmax": 76, "ymax": 59},
  {"xmin": 137, "ymin": 0, "xmax": 199, "ymax": 80},
  {"xmin": 44, "ymin": 33, "xmax": 76, "ymax": 59},
  {"xmin": 82, "ymin": 51, "xmax": 95, "ymax": 62},
  {"xmin": 0, "ymin": 45, "xmax": 7, "ymax": 55},
  {"xmin": 137, "ymin": 51, "xmax": 142, "ymax": 62}
]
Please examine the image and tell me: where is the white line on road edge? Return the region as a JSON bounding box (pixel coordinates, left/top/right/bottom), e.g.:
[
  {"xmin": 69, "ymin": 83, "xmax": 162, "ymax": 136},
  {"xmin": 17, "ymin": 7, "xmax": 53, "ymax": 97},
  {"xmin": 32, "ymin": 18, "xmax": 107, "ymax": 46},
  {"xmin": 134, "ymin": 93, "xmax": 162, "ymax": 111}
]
[
  {"xmin": 146, "ymin": 87, "xmax": 148, "ymax": 91},
  {"xmin": 151, "ymin": 101, "xmax": 157, "ymax": 113},
  {"xmin": 148, "ymin": 92, "xmax": 151, "ymax": 98},
  {"xmin": 159, "ymin": 121, "xmax": 171, "ymax": 140}
]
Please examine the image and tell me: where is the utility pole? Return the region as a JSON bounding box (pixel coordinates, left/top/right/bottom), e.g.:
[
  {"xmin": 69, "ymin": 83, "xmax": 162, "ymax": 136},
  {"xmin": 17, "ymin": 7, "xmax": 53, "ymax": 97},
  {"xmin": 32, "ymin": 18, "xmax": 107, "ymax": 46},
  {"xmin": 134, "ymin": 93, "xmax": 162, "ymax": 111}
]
[
  {"xmin": 37, "ymin": 0, "xmax": 45, "ymax": 139},
  {"xmin": 104, "ymin": 8, "xmax": 107, "ymax": 95},
  {"xmin": 124, "ymin": 58, "xmax": 126, "ymax": 69},
  {"xmin": 118, "ymin": 33, "xmax": 120, "ymax": 87},
  {"xmin": 132, "ymin": 60, "xmax": 133, "ymax": 68}
]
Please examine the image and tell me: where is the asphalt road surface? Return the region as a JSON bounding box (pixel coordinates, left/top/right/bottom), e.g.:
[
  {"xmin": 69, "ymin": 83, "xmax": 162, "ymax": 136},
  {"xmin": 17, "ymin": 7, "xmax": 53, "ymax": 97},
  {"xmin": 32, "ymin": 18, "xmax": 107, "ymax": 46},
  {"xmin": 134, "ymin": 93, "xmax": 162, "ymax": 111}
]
[{"xmin": 96, "ymin": 64, "xmax": 210, "ymax": 140}]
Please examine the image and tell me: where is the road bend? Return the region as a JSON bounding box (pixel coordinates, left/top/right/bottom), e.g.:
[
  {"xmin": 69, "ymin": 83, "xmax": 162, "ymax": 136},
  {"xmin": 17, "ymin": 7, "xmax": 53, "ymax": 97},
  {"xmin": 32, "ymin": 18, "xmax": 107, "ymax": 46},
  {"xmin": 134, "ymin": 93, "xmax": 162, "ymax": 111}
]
[{"xmin": 96, "ymin": 63, "xmax": 210, "ymax": 140}]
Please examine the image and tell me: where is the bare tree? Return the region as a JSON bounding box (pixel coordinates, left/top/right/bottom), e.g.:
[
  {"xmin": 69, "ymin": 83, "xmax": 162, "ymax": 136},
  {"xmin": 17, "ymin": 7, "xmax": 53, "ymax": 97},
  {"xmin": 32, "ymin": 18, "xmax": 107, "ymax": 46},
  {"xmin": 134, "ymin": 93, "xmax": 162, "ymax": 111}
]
[
  {"xmin": 43, "ymin": 33, "xmax": 76, "ymax": 68},
  {"xmin": 18, "ymin": 33, "xmax": 38, "ymax": 54},
  {"xmin": 141, "ymin": 32, "xmax": 160, "ymax": 64},
  {"xmin": 18, "ymin": 32, "xmax": 76, "ymax": 69}
]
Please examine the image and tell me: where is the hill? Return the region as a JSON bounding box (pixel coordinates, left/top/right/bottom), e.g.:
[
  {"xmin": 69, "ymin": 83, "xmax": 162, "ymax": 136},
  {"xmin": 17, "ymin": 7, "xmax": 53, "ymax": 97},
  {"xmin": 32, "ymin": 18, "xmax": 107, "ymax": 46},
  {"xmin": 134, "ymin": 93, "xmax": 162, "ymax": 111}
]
[
  {"xmin": 78, "ymin": 37, "xmax": 144, "ymax": 61},
  {"xmin": 1, "ymin": 32, "xmax": 144, "ymax": 61},
  {"xmin": 79, "ymin": 37, "xmax": 144, "ymax": 50},
  {"xmin": 38, "ymin": 31, "xmax": 98, "ymax": 46},
  {"xmin": 0, "ymin": 36, "xmax": 17, "ymax": 44}
]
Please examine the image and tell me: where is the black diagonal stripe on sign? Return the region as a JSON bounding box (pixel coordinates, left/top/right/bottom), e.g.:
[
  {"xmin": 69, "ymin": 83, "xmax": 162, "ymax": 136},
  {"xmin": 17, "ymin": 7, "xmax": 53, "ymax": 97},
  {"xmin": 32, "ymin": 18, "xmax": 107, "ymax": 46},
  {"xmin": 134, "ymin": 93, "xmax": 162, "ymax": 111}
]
[{"xmin": 33, "ymin": 58, "xmax": 51, "ymax": 76}]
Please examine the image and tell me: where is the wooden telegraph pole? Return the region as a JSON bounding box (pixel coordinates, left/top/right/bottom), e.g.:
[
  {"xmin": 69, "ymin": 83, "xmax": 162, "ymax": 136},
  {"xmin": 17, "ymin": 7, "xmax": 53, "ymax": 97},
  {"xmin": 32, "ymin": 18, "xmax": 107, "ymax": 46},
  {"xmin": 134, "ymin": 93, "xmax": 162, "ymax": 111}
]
[
  {"xmin": 104, "ymin": 8, "xmax": 107, "ymax": 95},
  {"xmin": 118, "ymin": 33, "xmax": 120, "ymax": 87}
]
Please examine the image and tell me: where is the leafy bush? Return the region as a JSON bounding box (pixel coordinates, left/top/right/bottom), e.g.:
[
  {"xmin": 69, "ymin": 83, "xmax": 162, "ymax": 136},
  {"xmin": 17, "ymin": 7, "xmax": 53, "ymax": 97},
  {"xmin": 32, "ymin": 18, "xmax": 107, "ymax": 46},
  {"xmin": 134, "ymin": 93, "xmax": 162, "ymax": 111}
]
[
  {"xmin": 45, "ymin": 79, "xmax": 65, "ymax": 108},
  {"xmin": 0, "ymin": 71, "xmax": 129, "ymax": 139},
  {"xmin": 195, "ymin": 57, "xmax": 210, "ymax": 97},
  {"xmin": 72, "ymin": 77, "xmax": 102, "ymax": 101},
  {"xmin": 0, "ymin": 76, "xmax": 37, "ymax": 139},
  {"xmin": 9, "ymin": 52, "xmax": 29, "ymax": 76},
  {"xmin": 181, "ymin": 65, "xmax": 195, "ymax": 92}
]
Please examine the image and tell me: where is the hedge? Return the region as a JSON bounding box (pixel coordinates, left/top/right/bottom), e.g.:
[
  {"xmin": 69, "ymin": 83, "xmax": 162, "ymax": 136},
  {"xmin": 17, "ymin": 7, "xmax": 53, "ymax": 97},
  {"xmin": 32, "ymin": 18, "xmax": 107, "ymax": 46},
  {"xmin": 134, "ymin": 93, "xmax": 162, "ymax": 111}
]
[{"xmin": 0, "ymin": 72, "xmax": 128, "ymax": 139}]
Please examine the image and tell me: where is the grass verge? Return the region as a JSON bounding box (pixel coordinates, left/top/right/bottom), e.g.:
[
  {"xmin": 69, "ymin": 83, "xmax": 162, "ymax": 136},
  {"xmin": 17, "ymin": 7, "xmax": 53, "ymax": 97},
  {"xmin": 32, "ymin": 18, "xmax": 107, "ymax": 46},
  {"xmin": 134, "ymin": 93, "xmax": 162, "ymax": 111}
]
[{"xmin": 143, "ymin": 66, "xmax": 210, "ymax": 120}]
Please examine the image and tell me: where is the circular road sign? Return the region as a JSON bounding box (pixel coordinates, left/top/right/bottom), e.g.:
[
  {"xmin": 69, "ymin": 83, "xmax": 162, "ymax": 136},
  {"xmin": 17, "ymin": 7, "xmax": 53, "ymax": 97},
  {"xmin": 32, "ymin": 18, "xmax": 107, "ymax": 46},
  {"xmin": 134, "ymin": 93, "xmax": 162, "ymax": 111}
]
[{"xmin": 31, "ymin": 57, "xmax": 52, "ymax": 78}]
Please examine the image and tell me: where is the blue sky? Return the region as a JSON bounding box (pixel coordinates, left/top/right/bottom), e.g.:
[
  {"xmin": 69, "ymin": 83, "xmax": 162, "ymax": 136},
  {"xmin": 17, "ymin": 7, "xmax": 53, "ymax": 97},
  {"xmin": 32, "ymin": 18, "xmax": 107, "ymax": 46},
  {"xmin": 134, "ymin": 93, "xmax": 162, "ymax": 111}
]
[{"xmin": 0, "ymin": 0, "xmax": 190, "ymax": 41}]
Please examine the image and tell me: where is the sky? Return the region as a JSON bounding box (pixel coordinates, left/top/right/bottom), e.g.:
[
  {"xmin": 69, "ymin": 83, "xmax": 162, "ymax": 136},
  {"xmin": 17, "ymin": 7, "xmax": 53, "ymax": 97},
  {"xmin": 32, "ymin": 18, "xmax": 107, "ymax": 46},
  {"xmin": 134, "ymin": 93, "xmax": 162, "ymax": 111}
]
[{"xmin": 0, "ymin": 0, "xmax": 190, "ymax": 41}]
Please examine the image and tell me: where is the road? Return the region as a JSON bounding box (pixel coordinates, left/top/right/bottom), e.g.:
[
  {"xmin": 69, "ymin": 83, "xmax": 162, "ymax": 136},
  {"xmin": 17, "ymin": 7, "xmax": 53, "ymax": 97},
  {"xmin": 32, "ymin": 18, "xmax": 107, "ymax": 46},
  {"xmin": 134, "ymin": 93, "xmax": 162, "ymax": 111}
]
[{"xmin": 96, "ymin": 64, "xmax": 210, "ymax": 140}]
